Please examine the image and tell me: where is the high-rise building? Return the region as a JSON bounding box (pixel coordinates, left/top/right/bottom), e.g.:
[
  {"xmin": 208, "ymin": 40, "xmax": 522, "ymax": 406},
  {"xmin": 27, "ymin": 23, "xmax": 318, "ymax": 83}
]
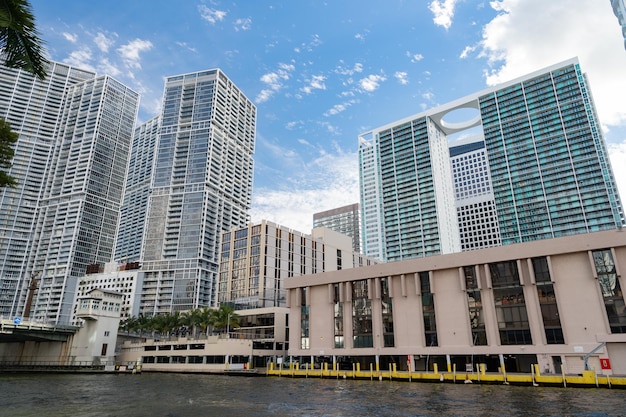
[
  {"xmin": 218, "ymin": 220, "xmax": 376, "ymax": 310},
  {"xmin": 0, "ymin": 63, "xmax": 138, "ymax": 324},
  {"xmin": 611, "ymin": 0, "xmax": 626, "ymax": 49},
  {"xmin": 139, "ymin": 69, "xmax": 256, "ymax": 316},
  {"xmin": 313, "ymin": 203, "xmax": 361, "ymax": 253},
  {"xmin": 114, "ymin": 116, "xmax": 160, "ymax": 262},
  {"xmin": 449, "ymin": 137, "xmax": 502, "ymax": 251},
  {"xmin": 359, "ymin": 58, "xmax": 623, "ymax": 262}
]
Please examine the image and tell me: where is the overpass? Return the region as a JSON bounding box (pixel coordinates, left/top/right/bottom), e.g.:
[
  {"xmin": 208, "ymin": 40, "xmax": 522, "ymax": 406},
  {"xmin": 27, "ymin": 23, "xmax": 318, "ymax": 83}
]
[{"xmin": 0, "ymin": 318, "xmax": 79, "ymax": 343}]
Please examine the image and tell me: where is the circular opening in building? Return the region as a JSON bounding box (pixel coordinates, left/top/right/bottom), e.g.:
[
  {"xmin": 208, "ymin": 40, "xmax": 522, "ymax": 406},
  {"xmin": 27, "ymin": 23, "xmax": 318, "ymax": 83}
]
[{"xmin": 440, "ymin": 107, "xmax": 481, "ymax": 130}]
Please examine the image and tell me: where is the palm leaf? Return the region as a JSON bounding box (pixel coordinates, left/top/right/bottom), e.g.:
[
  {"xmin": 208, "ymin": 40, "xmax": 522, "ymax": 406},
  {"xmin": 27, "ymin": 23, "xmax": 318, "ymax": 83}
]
[{"xmin": 0, "ymin": 0, "xmax": 49, "ymax": 79}]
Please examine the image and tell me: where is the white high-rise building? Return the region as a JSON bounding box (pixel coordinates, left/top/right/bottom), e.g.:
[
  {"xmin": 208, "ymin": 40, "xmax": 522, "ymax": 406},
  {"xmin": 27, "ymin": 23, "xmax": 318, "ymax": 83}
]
[
  {"xmin": 449, "ymin": 137, "xmax": 502, "ymax": 251},
  {"xmin": 114, "ymin": 116, "xmax": 160, "ymax": 262},
  {"xmin": 0, "ymin": 63, "xmax": 138, "ymax": 324},
  {"xmin": 139, "ymin": 69, "xmax": 256, "ymax": 315},
  {"xmin": 359, "ymin": 58, "xmax": 623, "ymax": 262}
]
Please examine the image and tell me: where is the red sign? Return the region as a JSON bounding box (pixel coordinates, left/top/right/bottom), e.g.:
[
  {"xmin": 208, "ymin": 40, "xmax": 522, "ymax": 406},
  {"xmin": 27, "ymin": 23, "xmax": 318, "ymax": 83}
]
[{"xmin": 600, "ymin": 358, "xmax": 611, "ymax": 370}]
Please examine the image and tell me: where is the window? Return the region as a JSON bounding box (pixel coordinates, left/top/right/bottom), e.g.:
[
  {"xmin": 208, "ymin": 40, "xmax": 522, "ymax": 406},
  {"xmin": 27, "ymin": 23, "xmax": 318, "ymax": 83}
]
[
  {"xmin": 490, "ymin": 261, "xmax": 532, "ymax": 345},
  {"xmin": 420, "ymin": 272, "xmax": 438, "ymax": 346},
  {"xmin": 532, "ymin": 257, "xmax": 564, "ymax": 344},
  {"xmin": 300, "ymin": 287, "xmax": 310, "ymax": 349},
  {"xmin": 592, "ymin": 249, "xmax": 626, "ymax": 334},
  {"xmin": 464, "ymin": 266, "xmax": 487, "ymax": 345},
  {"xmin": 381, "ymin": 277, "xmax": 394, "ymax": 347},
  {"xmin": 352, "ymin": 280, "xmax": 373, "ymax": 348},
  {"xmin": 333, "ymin": 284, "xmax": 344, "ymax": 348}
]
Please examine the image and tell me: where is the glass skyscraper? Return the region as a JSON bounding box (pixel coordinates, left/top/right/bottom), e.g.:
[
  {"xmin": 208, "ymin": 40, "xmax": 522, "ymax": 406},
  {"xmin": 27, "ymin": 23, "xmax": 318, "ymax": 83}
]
[
  {"xmin": 359, "ymin": 58, "xmax": 623, "ymax": 262},
  {"xmin": 0, "ymin": 63, "xmax": 138, "ymax": 324},
  {"xmin": 114, "ymin": 116, "xmax": 160, "ymax": 263},
  {"xmin": 139, "ymin": 69, "xmax": 256, "ymax": 315}
]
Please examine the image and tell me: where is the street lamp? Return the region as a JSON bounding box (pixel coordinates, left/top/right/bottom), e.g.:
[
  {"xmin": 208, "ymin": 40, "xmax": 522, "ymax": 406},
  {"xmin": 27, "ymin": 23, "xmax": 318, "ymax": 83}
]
[{"xmin": 227, "ymin": 313, "xmax": 230, "ymax": 338}]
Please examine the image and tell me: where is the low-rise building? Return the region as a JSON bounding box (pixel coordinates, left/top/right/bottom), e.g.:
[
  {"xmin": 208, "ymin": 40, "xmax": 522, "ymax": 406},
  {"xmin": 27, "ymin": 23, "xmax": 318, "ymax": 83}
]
[{"xmin": 285, "ymin": 229, "xmax": 626, "ymax": 376}]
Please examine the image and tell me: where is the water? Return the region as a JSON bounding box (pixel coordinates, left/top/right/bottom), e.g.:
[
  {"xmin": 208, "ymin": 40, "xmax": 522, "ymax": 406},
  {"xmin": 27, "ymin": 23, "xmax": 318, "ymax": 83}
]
[{"xmin": 0, "ymin": 372, "xmax": 624, "ymax": 417}]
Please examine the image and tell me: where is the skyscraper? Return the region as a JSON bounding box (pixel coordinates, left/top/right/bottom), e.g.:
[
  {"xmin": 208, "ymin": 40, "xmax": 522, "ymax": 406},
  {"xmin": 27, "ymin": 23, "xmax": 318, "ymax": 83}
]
[
  {"xmin": 449, "ymin": 137, "xmax": 502, "ymax": 251},
  {"xmin": 114, "ymin": 116, "xmax": 160, "ymax": 263},
  {"xmin": 359, "ymin": 58, "xmax": 623, "ymax": 262},
  {"xmin": 139, "ymin": 69, "xmax": 256, "ymax": 315},
  {"xmin": 0, "ymin": 63, "xmax": 138, "ymax": 324},
  {"xmin": 611, "ymin": 0, "xmax": 626, "ymax": 49},
  {"xmin": 313, "ymin": 203, "xmax": 361, "ymax": 253}
]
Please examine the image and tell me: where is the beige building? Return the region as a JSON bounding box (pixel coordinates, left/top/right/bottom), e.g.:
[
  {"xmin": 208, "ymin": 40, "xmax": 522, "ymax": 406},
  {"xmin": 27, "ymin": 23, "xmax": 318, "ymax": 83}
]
[
  {"xmin": 285, "ymin": 229, "xmax": 626, "ymax": 376},
  {"xmin": 218, "ymin": 220, "xmax": 376, "ymax": 310}
]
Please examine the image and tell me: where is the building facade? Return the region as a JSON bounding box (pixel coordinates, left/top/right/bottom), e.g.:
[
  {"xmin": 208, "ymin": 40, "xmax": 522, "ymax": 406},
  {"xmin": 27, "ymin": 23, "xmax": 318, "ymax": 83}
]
[
  {"xmin": 115, "ymin": 116, "xmax": 160, "ymax": 262},
  {"xmin": 449, "ymin": 137, "xmax": 502, "ymax": 251},
  {"xmin": 313, "ymin": 203, "xmax": 361, "ymax": 253},
  {"xmin": 285, "ymin": 229, "xmax": 626, "ymax": 376},
  {"xmin": 139, "ymin": 69, "xmax": 256, "ymax": 316},
  {"xmin": 75, "ymin": 262, "xmax": 144, "ymax": 321},
  {"xmin": 612, "ymin": 0, "xmax": 626, "ymax": 49},
  {"xmin": 0, "ymin": 63, "xmax": 138, "ymax": 324},
  {"xmin": 359, "ymin": 58, "xmax": 623, "ymax": 262},
  {"xmin": 218, "ymin": 220, "xmax": 376, "ymax": 310}
]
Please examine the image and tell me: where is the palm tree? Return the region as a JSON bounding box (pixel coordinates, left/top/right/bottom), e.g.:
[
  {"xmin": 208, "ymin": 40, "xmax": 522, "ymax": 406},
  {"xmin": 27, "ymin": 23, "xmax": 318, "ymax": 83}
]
[
  {"xmin": 0, "ymin": 0, "xmax": 49, "ymax": 79},
  {"xmin": 212, "ymin": 304, "xmax": 240, "ymax": 335},
  {"xmin": 197, "ymin": 307, "xmax": 216, "ymax": 336}
]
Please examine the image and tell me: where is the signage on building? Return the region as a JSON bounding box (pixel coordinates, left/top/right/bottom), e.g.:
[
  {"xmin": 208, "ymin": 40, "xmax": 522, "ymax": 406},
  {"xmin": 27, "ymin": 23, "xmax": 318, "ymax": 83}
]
[{"xmin": 600, "ymin": 358, "xmax": 611, "ymax": 370}]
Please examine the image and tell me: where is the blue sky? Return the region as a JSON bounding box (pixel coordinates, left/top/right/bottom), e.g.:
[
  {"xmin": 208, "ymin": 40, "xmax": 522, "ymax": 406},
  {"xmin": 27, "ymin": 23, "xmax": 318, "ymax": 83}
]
[{"xmin": 30, "ymin": 0, "xmax": 626, "ymax": 232}]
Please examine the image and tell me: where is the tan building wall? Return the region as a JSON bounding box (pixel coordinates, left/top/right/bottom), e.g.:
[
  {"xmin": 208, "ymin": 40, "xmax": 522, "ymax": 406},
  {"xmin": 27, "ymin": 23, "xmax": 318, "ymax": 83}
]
[{"xmin": 285, "ymin": 230, "xmax": 626, "ymax": 375}]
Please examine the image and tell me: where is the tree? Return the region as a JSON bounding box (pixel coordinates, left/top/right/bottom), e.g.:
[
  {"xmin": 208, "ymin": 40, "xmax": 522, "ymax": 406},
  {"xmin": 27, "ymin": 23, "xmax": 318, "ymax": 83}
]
[
  {"xmin": 0, "ymin": 118, "xmax": 17, "ymax": 187},
  {"xmin": 211, "ymin": 304, "xmax": 240, "ymax": 335},
  {"xmin": 0, "ymin": 0, "xmax": 48, "ymax": 79}
]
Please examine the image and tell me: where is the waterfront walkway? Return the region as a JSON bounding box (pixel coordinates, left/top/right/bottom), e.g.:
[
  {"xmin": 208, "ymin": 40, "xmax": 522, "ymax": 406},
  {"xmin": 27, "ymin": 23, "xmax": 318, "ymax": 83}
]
[{"xmin": 266, "ymin": 362, "xmax": 626, "ymax": 389}]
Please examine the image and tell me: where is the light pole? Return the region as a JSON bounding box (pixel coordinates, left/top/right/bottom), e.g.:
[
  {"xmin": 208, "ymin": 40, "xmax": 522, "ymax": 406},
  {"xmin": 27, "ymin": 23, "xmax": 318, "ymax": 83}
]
[{"xmin": 227, "ymin": 313, "xmax": 230, "ymax": 338}]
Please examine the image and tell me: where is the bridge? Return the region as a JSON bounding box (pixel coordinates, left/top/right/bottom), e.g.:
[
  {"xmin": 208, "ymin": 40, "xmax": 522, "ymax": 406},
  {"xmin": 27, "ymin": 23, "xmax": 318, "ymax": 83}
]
[{"xmin": 0, "ymin": 318, "xmax": 79, "ymax": 343}]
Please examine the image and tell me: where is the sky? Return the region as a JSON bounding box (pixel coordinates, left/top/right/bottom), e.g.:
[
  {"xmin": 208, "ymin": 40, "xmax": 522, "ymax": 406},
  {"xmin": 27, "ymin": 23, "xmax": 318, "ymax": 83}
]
[{"xmin": 29, "ymin": 0, "xmax": 626, "ymax": 233}]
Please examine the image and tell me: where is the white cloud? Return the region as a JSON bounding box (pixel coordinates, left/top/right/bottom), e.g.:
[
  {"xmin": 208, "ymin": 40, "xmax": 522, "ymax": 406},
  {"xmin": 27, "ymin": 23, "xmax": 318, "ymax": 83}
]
[
  {"xmin": 234, "ymin": 18, "xmax": 252, "ymax": 31},
  {"xmin": 94, "ymin": 32, "xmax": 116, "ymax": 53},
  {"xmin": 459, "ymin": 45, "xmax": 476, "ymax": 59},
  {"xmin": 63, "ymin": 47, "xmax": 95, "ymax": 71},
  {"xmin": 422, "ymin": 92, "xmax": 435, "ymax": 101},
  {"xmin": 428, "ymin": 0, "xmax": 459, "ymax": 30},
  {"xmin": 324, "ymin": 99, "xmax": 358, "ymax": 117},
  {"xmin": 406, "ymin": 51, "xmax": 424, "ymax": 63},
  {"xmin": 285, "ymin": 121, "xmax": 303, "ymax": 130},
  {"xmin": 97, "ymin": 58, "xmax": 121, "ymax": 77},
  {"xmin": 335, "ymin": 62, "xmax": 363, "ymax": 76},
  {"xmin": 250, "ymin": 151, "xmax": 359, "ymax": 233},
  {"xmin": 255, "ymin": 63, "xmax": 295, "ymax": 103},
  {"xmin": 394, "ymin": 71, "xmax": 409, "ymax": 85},
  {"xmin": 117, "ymin": 38, "xmax": 153, "ymax": 69},
  {"xmin": 298, "ymin": 34, "xmax": 322, "ymax": 53},
  {"xmin": 478, "ymin": 0, "xmax": 626, "ymax": 127},
  {"xmin": 62, "ymin": 32, "xmax": 78, "ymax": 43},
  {"xmin": 359, "ymin": 74, "xmax": 387, "ymax": 92},
  {"xmin": 301, "ymin": 74, "xmax": 326, "ymax": 94},
  {"xmin": 255, "ymin": 89, "xmax": 273, "ymax": 104},
  {"xmin": 198, "ymin": 5, "xmax": 227, "ymax": 24},
  {"xmin": 176, "ymin": 42, "xmax": 197, "ymax": 53}
]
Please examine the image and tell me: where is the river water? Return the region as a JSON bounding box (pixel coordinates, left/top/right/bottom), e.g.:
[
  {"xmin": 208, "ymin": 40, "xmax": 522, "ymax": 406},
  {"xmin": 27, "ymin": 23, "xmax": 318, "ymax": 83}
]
[{"xmin": 1, "ymin": 372, "xmax": 624, "ymax": 417}]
